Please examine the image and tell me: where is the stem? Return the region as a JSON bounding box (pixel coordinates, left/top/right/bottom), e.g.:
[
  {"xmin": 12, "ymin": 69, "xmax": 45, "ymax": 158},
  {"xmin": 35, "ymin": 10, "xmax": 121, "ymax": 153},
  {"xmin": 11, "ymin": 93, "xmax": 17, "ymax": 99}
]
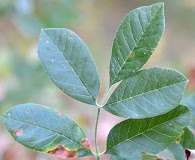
[
  {"xmin": 99, "ymin": 86, "xmax": 111, "ymax": 106},
  {"xmin": 95, "ymin": 108, "xmax": 101, "ymax": 159},
  {"xmin": 94, "ymin": 86, "xmax": 111, "ymax": 159}
]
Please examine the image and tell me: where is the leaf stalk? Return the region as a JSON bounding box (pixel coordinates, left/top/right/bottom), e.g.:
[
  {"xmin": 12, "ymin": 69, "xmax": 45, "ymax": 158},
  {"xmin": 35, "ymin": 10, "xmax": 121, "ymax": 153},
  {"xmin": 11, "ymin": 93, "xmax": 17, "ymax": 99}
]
[
  {"xmin": 98, "ymin": 86, "xmax": 111, "ymax": 107},
  {"xmin": 94, "ymin": 107, "xmax": 101, "ymax": 159}
]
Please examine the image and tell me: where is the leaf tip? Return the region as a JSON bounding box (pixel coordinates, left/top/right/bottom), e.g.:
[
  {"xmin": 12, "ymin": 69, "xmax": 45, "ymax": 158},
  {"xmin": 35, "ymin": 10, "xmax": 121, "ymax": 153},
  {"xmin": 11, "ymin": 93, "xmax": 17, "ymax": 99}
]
[
  {"xmin": 153, "ymin": 2, "xmax": 164, "ymax": 8},
  {"xmin": 40, "ymin": 28, "xmax": 46, "ymax": 33},
  {"xmin": 81, "ymin": 139, "xmax": 90, "ymax": 150}
]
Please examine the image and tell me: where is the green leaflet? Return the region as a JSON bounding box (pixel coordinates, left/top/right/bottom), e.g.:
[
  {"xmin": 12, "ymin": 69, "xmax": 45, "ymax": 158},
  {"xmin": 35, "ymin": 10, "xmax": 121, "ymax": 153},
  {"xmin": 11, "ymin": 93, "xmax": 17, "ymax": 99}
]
[
  {"xmin": 2, "ymin": 104, "xmax": 92, "ymax": 158},
  {"xmin": 167, "ymin": 142, "xmax": 184, "ymax": 160},
  {"xmin": 180, "ymin": 127, "xmax": 195, "ymax": 149},
  {"xmin": 38, "ymin": 28, "xmax": 100, "ymax": 105},
  {"xmin": 104, "ymin": 67, "xmax": 188, "ymax": 119},
  {"xmin": 110, "ymin": 3, "xmax": 164, "ymax": 85},
  {"xmin": 106, "ymin": 105, "xmax": 191, "ymax": 159}
]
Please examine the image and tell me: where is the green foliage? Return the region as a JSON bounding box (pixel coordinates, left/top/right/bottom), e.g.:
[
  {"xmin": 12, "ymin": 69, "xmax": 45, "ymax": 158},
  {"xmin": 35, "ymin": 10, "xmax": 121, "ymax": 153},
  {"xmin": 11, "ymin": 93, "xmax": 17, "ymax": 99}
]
[
  {"xmin": 38, "ymin": 29, "xmax": 100, "ymax": 105},
  {"xmin": 106, "ymin": 105, "xmax": 190, "ymax": 159},
  {"xmin": 0, "ymin": 53, "xmax": 49, "ymax": 113},
  {"xmin": 7, "ymin": 1, "xmax": 81, "ymax": 35},
  {"xmin": 1, "ymin": 2, "xmax": 193, "ymax": 160},
  {"xmin": 111, "ymin": 153, "xmax": 164, "ymax": 160},
  {"xmin": 180, "ymin": 127, "xmax": 195, "ymax": 149},
  {"xmin": 141, "ymin": 153, "xmax": 165, "ymax": 160},
  {"xmin": 109, "ymin": 3, "xmax": 164, "ymax": 85},
  {"xmin": 167, "ymin": 142, "xmax": 185, "ymax": 160},
  {"xmin": 2, "ymin": 104, "xmax": 92, "ymax": 158},
  {"xmin": 104, "ymin": 68, "xmax": 188, "ymax": 118},
  {"xmin": 182, "ymin": 94, "xmax": 195, "ymax": 129}
]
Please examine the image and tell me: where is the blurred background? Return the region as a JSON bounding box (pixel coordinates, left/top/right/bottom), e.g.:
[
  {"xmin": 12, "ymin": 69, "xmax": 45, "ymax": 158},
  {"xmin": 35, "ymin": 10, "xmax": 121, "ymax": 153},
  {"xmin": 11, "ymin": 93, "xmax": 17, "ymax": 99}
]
[{"xmin": 0, "ymin": 0, "xmax": 195, "ymax": 160}]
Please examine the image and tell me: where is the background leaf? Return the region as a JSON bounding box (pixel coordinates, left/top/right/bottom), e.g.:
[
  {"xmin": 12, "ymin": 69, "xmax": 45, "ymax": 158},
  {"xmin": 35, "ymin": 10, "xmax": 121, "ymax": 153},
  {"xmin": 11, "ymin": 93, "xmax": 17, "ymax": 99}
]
[
  {"xmin": 2, "ymin": 103, "xmax": 92, "ymax": 158},
  {"xmin": 167, "ymin": 142, "xmax": 184, "ymax": 160},
  {"xmin": 106, "ymin": 105, "xmax": 190, "ymax": 159},
  {"xmin": 110, "ymin": 153, "xmax": 164, "ymax": 160},
  {"xmin": 104, "ymin": 67, "xmax": 188, "ymax": 118},
  {"xmin": 180, "ymin": 127, "xmax": 195, "ymax": 149},
  {"xmin": 182, "ymin": 94, "xmax": 195, "ymax": 129},
  {"xmin": 38, "ymin": 28, "xmax": 100, "ymax": 105},
  {"xmin": 110, "ymin": 3, "xmax": 165, "ymax": 85},
  {"xmin": 142, "ymin": 153, "xmax": 164, "ymax": 160}
]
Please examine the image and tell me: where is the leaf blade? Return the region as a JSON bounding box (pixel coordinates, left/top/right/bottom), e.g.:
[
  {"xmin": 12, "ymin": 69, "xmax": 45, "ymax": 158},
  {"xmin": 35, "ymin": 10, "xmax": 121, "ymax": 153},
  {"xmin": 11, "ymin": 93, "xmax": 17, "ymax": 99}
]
[
  {"xmin": 110, "ymin": 3, "xmax": 165, "ymax": 85},
  {"xmin": 2, "ymin": 103, "xmax": 92, "ymax": 158},
  {"xmin": 104, "ymin": 67, "xmax": 188, "ymax": 118},
  {"xmin": 38, "ymin": 28, "xmax": 100, "ymax": 105},
  {"xmin": 106, "ymin": 105, "xmax": 191, "ymax": 159}
]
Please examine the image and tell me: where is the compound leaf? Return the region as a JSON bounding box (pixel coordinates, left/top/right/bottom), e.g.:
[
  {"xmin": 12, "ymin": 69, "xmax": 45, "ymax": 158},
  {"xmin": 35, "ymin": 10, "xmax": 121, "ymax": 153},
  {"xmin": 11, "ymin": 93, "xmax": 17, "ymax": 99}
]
[
  {"xmin": 110, "ymin": 3, "xmax": 164, "ymax": 85},
  {"xmin": 38, "ymin": 28, "xmax": 100, "ymax": 105},
  {"xmin": 104, "ymin": 67, "xmax": 188, "ymax": 118},
  {"xmin": 106, "ymin": 105, "xmax": 190, "ymax": 159},
  {"xmin": 2, "ymin": 103, "xmax": 92, "ymax": 158}
]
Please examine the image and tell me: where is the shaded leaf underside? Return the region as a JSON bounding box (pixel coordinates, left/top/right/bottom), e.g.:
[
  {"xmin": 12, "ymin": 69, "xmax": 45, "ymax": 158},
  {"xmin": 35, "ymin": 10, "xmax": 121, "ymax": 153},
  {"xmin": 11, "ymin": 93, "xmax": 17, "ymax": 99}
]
[{"xmin": 180, "ymin": 127, "xmax": 195, "ymax": 149}]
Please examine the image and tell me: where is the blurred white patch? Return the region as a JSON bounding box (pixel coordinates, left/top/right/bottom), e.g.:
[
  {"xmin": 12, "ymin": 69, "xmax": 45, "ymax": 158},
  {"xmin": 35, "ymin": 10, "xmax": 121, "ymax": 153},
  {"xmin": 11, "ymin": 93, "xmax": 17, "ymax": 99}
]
[
  {"xmin": 0, "ymin": 81, "xmax": 6, "ymax": 100},
  {"xmin": 14, "ymin": 0, "xmax": 34, "ymax": 15},
  {"xmin": 28, "ymin": 43, "xmax": 39, "ymax": 65},
  {"xmin": 185, "ymin": 149, "xmax": 195, "ymax": 160}
]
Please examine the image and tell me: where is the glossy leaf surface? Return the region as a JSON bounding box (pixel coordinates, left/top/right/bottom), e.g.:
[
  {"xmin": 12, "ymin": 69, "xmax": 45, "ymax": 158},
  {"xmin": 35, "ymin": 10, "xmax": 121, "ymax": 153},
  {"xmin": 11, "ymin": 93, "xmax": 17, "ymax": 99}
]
[
  {"xmin": 2, "ymin": 104, "xmax": 92, "ymax": 158},
  {"xmin": 110, "ymin": 3, "xmax": 164, "ymax": 85},
  {"xmin": 104, "ymin": 67, "xmax": 188, "ymax": 118},
  {"xmin": 180, "ymin": 127, "xmax": 195, "ymax": 149},
  {"xmin": 38, "ymin": 28, "xmax": 100, "ymax": 105},
  {"xmin": 106, "ymin": 105, "xmax": 190, "ymax": 159}
]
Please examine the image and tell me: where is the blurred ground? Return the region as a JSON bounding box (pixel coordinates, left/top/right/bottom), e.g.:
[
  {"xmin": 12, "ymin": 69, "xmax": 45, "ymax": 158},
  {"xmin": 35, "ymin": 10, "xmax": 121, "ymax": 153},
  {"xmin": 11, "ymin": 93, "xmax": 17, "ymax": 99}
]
[{"xmin": 0, "ymin": 0, "xmax": 195, "ymax": 160}]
